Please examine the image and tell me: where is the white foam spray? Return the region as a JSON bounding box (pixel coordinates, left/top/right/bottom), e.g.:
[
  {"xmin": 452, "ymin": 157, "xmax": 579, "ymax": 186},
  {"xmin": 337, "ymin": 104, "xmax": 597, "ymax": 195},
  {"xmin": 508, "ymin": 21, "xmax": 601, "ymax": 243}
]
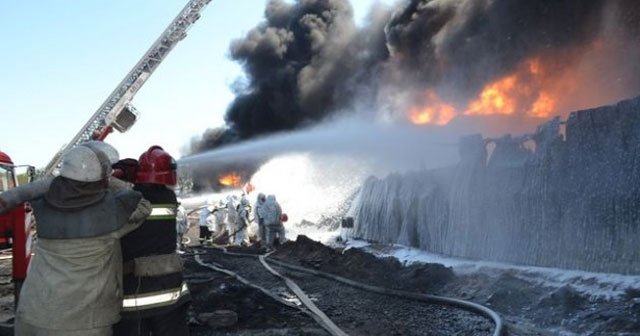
[
  {"xmin": 178, "ymin": 116, "xmax": 473, "ymax": 227},
  {"xmin": 179, "ymin": 116, "xmax": 464, "ymax": 172}
]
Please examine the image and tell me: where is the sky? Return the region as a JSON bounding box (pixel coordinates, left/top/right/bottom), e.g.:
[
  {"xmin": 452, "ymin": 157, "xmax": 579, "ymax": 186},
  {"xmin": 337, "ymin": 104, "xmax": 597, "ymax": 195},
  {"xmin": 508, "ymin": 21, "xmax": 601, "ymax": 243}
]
[{"xmin": 0, "ymin": 0, "xmax": 396, "ymax": 169}]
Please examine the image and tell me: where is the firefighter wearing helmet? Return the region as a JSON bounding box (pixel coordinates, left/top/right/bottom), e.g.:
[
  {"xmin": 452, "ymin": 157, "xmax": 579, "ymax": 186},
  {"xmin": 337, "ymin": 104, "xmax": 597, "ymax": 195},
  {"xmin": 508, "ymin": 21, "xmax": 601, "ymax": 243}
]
[
  {"xmin": 15, "ymin": 143, "xmax": 151, "ymax": 336},
  {"xmin": 114, "ymin": 146, "xmax": 191, "ymax": 336}
]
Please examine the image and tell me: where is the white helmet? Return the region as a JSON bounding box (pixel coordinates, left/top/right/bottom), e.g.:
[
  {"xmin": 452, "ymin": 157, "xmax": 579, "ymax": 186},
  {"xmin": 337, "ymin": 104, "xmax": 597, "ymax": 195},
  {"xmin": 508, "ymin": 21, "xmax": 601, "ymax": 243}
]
[
  {"xmin": 82, "ymin": 141, "xmax": 120, "ymax": 165},
  {"xmin": 59, "ymin": 144, "xmax": 111, "ymax": 182},
  {"xmin": 206, "ymin": 198, "xmax": 216, "ymax": 211}
]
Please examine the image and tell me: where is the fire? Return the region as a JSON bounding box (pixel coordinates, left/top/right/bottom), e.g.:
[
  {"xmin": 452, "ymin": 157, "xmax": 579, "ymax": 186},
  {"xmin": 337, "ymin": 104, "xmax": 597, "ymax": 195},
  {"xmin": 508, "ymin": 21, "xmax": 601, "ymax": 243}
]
[
  {"xmin": 530, "ymin": 91, "xmax": 556, "ymax": 118},
  {"xmin": 465, "ymin": 75, "xmax": 518, "ymax": 115},
  {"xmin": 464, "ymin": 57, "xmax": 561, "ymax": 118},
  {"xmin": 408, "ymin": 90, "xmax": 456, "ymax": 125},
  {"xmin": 218, "ymin": 172, "xmax": 242, "ymax": 187},
  {"xmin": 406, "ymin": 36, "xmax": 625, "ymax": 127},
  {"xmin": 408, "ymin": 53, "xmax": 585, "ymax": 125}
]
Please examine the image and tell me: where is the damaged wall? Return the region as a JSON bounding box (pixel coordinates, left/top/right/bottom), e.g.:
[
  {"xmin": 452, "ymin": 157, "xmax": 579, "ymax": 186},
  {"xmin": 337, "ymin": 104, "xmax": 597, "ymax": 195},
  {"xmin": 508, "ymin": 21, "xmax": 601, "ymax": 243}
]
[{"xmin": 349, "ymin": 96, "xmax": 640, "ymax": 274}]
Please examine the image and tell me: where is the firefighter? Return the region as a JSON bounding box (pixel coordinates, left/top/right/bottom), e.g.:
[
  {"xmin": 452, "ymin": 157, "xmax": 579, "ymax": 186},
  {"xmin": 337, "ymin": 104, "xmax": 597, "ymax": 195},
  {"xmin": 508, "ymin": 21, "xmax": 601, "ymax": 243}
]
[
  {"xmin": 233, "ymin": 197, "xmax": 251, "ymax": 246},
  {"xmin": 176, "ymin": 199, "xmax": 189, "ymax": 251},
  {"xmin": 113, "ymin": 146, "xmax": 190, "ymax": 336},
  {"xmin": 208, "ymin": 199, "xmax": 227, "ymax": 239},
  {"xmin": 254, "ymin": 193, "xmax": 267, "ymax": 246},
  {"xmin": 225, "ymin": 195, "xmax": 238, "ymax": 244},
  {"xmin": 263, "ymin": 194, "xmax": 285, "ymax": 250},
  {"xmin": 198, "ymin": 198, "xmax": 215, "ymax": 245},
  {"xmin": 15, "ymin": 144, "xmax": 151, "ymax": 336}
]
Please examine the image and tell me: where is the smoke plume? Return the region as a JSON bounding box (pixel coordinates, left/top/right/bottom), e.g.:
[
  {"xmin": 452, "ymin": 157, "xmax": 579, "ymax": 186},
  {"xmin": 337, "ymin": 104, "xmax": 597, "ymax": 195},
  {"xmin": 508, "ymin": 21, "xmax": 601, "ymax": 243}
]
[
  {"xmin": 186, "ymin": 0, "xmax": 640, "ymax": 189},
  {"xmin": 190, "ymin": 0, "xmax": 639, "ymax": 150}
]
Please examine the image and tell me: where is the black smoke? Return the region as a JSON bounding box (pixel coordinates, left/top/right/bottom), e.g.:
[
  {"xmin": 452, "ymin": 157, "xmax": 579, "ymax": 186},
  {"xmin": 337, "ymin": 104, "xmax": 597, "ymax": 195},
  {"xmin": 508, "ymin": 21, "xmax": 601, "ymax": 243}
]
[
  {"xmin": 186, "ymin": 0, "xmax": 640, "ymax": 189},
  {"xmin": 225, "ymin": 0, "xmax": 381, "ymax": 138},
  {"xmin": 386, "ymin": 0, "xmax": 607, "ymax": 97}
]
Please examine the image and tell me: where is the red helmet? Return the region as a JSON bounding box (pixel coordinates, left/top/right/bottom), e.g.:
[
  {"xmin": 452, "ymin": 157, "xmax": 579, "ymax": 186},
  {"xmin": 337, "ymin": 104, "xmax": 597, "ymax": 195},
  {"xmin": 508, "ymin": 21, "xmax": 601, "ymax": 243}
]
[
  {"xmin": 0, "ymin": 151, "xmax": 13, "ymax": 165},
  {"xmin": 136, "ymin": 146, "xmax": 177, "ymax": 186}
]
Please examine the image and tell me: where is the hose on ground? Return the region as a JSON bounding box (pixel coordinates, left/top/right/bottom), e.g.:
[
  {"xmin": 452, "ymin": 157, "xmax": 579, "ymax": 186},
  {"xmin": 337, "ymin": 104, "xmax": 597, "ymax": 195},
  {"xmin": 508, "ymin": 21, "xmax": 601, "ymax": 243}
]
[
  {"xmin": 259, "ymin": 254, "xmax": 349, "ymax": 336},
  {"xmin": 265, "ymin": 256, "xmax": 503, "ymax": 336},
  {"xmin": 200, "ymin": 245, "xmax": 503, "ymax": 336},
  {"xmin": 193, "ymin": 253, "xmax": 349, "ymax": 336}
]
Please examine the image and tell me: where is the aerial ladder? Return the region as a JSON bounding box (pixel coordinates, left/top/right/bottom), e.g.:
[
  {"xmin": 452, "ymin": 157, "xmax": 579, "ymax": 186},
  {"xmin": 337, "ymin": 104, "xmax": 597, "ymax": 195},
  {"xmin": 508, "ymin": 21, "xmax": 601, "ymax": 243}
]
[{"xmin": 44, "ymin": 0, "xmax": 212, "ymax": 175}]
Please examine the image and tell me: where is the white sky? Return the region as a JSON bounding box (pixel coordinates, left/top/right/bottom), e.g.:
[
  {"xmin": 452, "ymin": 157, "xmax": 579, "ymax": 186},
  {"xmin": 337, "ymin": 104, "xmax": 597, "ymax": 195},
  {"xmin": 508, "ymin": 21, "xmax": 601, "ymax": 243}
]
[{"xmin": 0, "ymin": 0, "xmax": 398, "ymax": 168}]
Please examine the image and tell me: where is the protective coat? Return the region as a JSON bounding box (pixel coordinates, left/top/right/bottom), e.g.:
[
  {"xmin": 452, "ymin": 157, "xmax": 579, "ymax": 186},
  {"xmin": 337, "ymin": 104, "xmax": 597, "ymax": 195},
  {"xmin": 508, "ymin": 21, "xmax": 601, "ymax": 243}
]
[
  {"xmin": 254, "ymin": 194, "xmax": 266, "ymax": 242},
  {"xmin": 261, "ymin": 195, "xmax": 282, "ymax": 226},
  {"xmin": 232, "ymin": 205, "xmax": 250, "ymax": 246},
  {"xmin": 16, "ymin": 186, "xmax": 149, "ymax": 332},
  {"xmin": 118, "ymin": 184, "xmax": 190, "ymax": 320},
  {"xmin": 211, "ymin": 206, "xmax": 227, "ymax": 234}
]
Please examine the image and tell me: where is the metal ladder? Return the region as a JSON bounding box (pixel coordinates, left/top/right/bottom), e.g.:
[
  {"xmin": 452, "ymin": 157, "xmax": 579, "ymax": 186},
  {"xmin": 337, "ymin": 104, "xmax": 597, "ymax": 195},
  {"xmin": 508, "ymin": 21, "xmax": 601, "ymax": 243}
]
[{"xmin": 44, "ymin": 0, "xmax": 212, "ymax": 175}]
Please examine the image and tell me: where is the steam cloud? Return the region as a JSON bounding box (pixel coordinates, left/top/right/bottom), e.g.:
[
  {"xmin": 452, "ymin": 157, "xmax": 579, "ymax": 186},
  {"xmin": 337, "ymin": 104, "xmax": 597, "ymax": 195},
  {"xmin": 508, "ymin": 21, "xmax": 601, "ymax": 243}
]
[{"xmin": 186, "ymin": 0, "xmax": 640, "ymax": 190}]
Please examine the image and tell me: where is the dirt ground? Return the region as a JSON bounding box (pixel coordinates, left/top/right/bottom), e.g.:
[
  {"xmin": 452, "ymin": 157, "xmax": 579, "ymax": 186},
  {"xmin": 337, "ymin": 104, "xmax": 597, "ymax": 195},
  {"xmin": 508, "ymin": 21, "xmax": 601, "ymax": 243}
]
[
  {"xmin": 258, "ymin": 236, "xmax": 640, "ymax": 336},
  {"xmin": 0, "ymin": 231, "xmax": 637, "ymax": 335}
]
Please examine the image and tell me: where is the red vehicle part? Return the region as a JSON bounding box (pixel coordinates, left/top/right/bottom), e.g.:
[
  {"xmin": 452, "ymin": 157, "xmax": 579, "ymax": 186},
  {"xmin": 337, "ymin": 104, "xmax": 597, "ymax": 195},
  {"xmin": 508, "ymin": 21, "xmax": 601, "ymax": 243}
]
[
  {"xmin": 4, "ymin": 205, "xmax": 32, "ymax": 281},
  {"xmin": 0, "ymin": 151, "xmax": 34, "ymax": 303}
]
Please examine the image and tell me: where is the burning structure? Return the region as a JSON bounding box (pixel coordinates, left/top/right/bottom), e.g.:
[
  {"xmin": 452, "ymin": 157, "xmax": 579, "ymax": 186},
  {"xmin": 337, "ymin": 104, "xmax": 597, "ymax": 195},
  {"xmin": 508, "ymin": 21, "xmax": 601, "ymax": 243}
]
[
  {"xmin": 189, "ymin": 0, "xmax": 639, "ymax": 146},
  {"xmin": 186, "ymin": 0, "xmax": 639, "ymax": 180},
  {"xmin": 349, "ymin": 96, "xmax": 640, "ymax": 275},
  {"xmin": 183, "ymin": 0, "xmax": 640, "ymax": 273}
]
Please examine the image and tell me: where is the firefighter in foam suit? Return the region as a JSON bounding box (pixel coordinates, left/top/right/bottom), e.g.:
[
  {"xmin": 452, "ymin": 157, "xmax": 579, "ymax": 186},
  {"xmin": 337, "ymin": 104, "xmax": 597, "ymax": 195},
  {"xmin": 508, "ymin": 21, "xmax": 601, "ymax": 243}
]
[
  {"xmin": 198, "ymin": 198, "xmax": 215, "ymax": 244},
  {"xmin": 176, "ymin": 201, "xmax": 188, "ymax": 250},
  {"xmin": 15, "ymin": 143, "xmax": 151, "ymax": 336},
  {"xmin": 254, "ymin": 193, "xmax": 266, "ymax": 245},
  {"xmin": 263, "ymin": 194, "xmax": 285, "ymax": 249},
  {"xmin": 209, "ymin": 199, "xmax": 227, "ymax": 238},
  {"xmin": 225, "ymin": 195, "xmax": 238, "ymax": 244},
  {"xmin": 113, "ymin": 146, "xmax": 190, "ymax": 336},
  {"xmin": 233, "ymin": 197, "xmax": 251, "ymax": 246}
]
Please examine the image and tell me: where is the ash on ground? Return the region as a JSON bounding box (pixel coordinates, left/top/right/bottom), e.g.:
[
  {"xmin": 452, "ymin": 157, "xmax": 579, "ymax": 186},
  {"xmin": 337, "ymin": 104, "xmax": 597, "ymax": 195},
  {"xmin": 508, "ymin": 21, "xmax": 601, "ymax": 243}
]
[
  {"xmin": 186, "ymin": 235, "xmax": 640, "ymax": 335},
  {"xmin": 0, "ymin": 233, "xmax": 636, "ymax": 335}
]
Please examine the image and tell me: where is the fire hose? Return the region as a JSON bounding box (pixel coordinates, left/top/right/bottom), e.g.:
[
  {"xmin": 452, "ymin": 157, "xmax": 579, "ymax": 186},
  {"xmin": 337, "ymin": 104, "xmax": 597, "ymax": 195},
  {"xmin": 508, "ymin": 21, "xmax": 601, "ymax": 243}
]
[
  {"xmin": 194, "ymin": 252, "xmax": 349, "ymax": 336},
  {"xmin": 192, "ymin": 246, "xmax": 503, "ymax": 336}
]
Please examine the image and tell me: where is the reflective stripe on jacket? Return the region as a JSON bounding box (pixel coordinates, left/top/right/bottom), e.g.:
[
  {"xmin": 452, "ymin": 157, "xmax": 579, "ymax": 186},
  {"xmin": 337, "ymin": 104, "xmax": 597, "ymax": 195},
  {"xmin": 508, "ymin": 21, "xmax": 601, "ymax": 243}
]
[
  {"xmin": 122, "ymin": 282, "xmax": 189, "ymax": 312},
  {"xmin": 148, "ymin": 204, "xmax": 177, "ymax": 220}
]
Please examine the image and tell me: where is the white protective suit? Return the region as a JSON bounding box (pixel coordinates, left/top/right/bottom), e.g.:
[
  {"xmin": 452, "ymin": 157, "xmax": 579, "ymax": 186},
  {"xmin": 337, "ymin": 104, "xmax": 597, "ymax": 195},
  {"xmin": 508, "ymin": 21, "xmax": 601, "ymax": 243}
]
[
  {"xmin": 262, "ymin": 195, "xmax": 285, "ymax": 248},
  {"xmin": 254, "ymin": 193, "xmax": 266, "ymax": 243},
  {"xmin": 225, "ymin": 196, "xmax": 238, "ymax": 244},
  {"xmin": 233, "ymin": 198, "xmax": 251, "ymax": 246},
  {"xmin": 209, "ymin": 200, "xmax": 227, "ymax": 236},
  {"xmin": 176, "ymin": 205, "xmax": 188, "ymax": 249}
]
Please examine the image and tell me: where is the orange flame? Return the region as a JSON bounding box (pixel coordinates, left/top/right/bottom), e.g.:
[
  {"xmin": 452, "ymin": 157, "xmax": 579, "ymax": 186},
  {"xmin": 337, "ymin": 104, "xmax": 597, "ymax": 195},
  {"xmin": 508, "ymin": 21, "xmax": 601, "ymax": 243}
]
[
  {"xmin": 409, "ymin": 56, "xmax": 569, "ymax": 125},
  {"xmin": 465, "ymin": 75, "xmax": 518, "ymax": 115},
  {"xmin": 409, "ymin": 90, "xmax": 456, "ymax": 125},
  {"xmin": 464, "ymin": 58, "xmax": 561, "ymax": 118},
  {"xmin": 218, "ymin": 172, "xmax": 242, "ymax": 187},
  {"xmin": 407, "ymin": 38, "xmax": 622, "ymax": 127}
]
